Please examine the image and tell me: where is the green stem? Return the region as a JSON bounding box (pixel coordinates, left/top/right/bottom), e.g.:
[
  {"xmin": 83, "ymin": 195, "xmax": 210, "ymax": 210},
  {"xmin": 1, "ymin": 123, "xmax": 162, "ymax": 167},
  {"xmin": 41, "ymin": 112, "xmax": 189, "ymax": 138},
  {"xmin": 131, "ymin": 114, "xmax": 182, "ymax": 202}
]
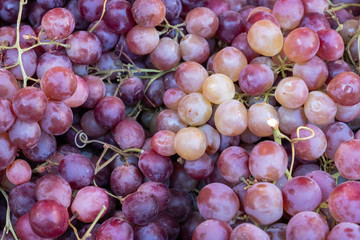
[
  {"xmin": 0, "ymin": 188, "xmax": 19, "ymax": 240},
  {"xmin": 88, "ymin": 0, "xmax": 108, "ymax": 33},
  {"xmin": 81, "ymin": 206, "xmax": 107, "ymax": 240}
]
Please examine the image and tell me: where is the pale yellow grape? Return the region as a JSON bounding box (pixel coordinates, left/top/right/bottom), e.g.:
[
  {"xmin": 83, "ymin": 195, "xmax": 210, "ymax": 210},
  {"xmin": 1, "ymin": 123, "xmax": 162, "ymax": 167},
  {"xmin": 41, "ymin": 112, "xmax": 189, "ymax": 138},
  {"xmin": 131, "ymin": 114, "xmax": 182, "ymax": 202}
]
[
  {"xmin": 304, "ymin": 91, "xmax": 337, "ymax": 125},
  {"xmin": 214, "ymin": 99, "xmax": 248, "ymax": 136},
  {"xmin": 202, "ymin": 73, "xmax": 235, "ymax": 104},
  {"xmin": 248, "ymin": 102, "xmax": 279, "ymax": 137},
  {"xmin": 247, "ymin": 20, "xmax": 283, "ymax": 57},
  {"xmin": 177, "ymin": 93, "xmax": 212, "ymax": 126},
  {"xmin": 213, "ymin": 47, "xmax": 248, "ymax": 81},
  {"xmin": 174, "ymin": 127, "xmax": 207, "ymax": 161}
]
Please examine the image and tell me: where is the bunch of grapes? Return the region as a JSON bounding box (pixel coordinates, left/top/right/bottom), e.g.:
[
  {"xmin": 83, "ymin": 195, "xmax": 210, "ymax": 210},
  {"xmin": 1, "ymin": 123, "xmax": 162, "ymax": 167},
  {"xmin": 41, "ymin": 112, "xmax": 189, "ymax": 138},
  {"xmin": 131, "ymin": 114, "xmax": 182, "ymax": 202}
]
[{"xmin": 0, "ymin": 0, "xmax": 360, "ymax": 239}]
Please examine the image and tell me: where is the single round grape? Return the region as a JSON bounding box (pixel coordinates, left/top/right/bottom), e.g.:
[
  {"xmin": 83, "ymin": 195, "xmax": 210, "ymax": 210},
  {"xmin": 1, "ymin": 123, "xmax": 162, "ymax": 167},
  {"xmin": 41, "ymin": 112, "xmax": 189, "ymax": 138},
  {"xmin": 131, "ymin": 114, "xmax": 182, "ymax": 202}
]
[
  {"xmin": 39, "ymin": 101, "xmax": 73, "ymax": 136},
  {"xmin": 112, "ymin": 118, "xmax": 145, "ymax": 150},
  {"xmin": 185, "ymin": 7, "xmax": 218, "ymax": 39},
  {"xmin": 29, "ymin": 199, "xmax": 69, "ymax": 238},
  {"xmin": 103, "ymin": 0, "xmax": 134, "ymax": 34},
  {"xmin": 324, "ymin": 121, "xmax": 354, "ymax": 160},
  {"xmin": 193, "ymin": 219, "xmax": 231, "ymax": 240},
  {"xmin": 248, "ymin": 102, "xmax": 279, "ymax": 137},
  {"xmin": 110, "ymin": 164, "xmax": 142, "ymax": 196},
  {"xmin": 299, "ymin": 12, "xmax": 331, "ymax": 32},
  {"xmin": 198, "ymin": 124, "xmax": 220, "ymax": 154},
  {"xmin": 284, "ymin": 27, "xmax": 319, "ymax": 63},
  {"xmin": 40, "ymin": 66, "xmax": 77, "ymax": 101},
  {"xmin": 272, "ymin": 0, "xmax": 304, "ymax": 29},
  {"xmin": 282, "ymin": 176, "xmax": 322, "ymax": 216},
  {"xmin": 123, "ymin": 191, "xmax": 159, "ymax": 225},
  {"xmin": 174, "ymin": 127, "xmax": 207, "ymax": 161},
  {"xmin": 149, "ymin": 37, "xmax": 181, "ymax": 71},
  {"xmin": 286, "ymin": 211, "xmax": 329, "ymax": 240},
  {"xmin": 6, "ymin": 159, "xmax": 31, "ymax": 186},
  {"xmin": 249, "ymin": 140, "xmax": 287, "ymax": 181},
  {"xmin": 8, "ymin": 182, "xmax": 36, "ymax": 218},
  {"xmin": 327, "ymin": 222, "xmax": 360, "ymax": 240},
  {"xmin": 293, "ymin": 56, "xmax": 329, "ymax": 91},
  {"xmin": 132, "ymin": 0, "xmax": 165, "ymax": 27},
  {"xmin": 217, "ymin": 10, "xmax": 245, "ymax": 44},
  {"xmin": 213, "ymin": 47, "xmax": 247, "ymax": 82},
  {"xmin": 180, "ymin": 34, "xmax": 210, "ymax": 64},
  {"xmin": 119, "ymin": 76, "xmax": 144, "ymax": 106},
  {"xmin": 334, "ymin": 139, "xmax": 360, "ymax": 180},
  {"xmin": 163, "ymin": 88, "xmax": 186, "ymax": 110},
  {"xmin": 244, "ymin": 182, "xmax": 283, "ymax": 225},
  {"xmin": 8, "ymin": 119, "xmax": 41, "ymax": 150},
  {"xmin": 217, "ymin": 146, "xmax": 249, "ymax": 183},
  {"xmin": 214, "ymin": 99, "xmax": 248, "ymax": 136},
  {"xmin": 0, "ymin": 99, "xmax": 15, "ymax": 133},
  {"xmin": 291, "ymin": 124, "xmax": 327, "ymax": 161},
  {"xmin": 71, "ymin": 186, "xmax": 109, "ymax": 223},
  {"xmin": 58, "ymin": 153, "xmax": 95, "ymax": 189},
  {"xmin": 238, "ymin": 63, "xmax": 274, "ymax": 95},
  {"xmin": 78, "ymin": 0, "xmax": 105, "ymax": 22},
  {"xmin": 138, "ymin": 149, "xmax": 173, "ymax": 182},
  {"xmin": 306, "ymin": 170, "xmax": 336, "ymax": 202},
  {"xmin": 275, "ymin": 77, "xmax": 309, "ymax": 109},
  {"xmin": 304, "ymin": 90, "xmax": 337, "ymax": 125},
  {"xmin": 230, "ymin": 223, "xmax": 270, "ymax": 240},
  {"xmin": 151, "ymin": 130, "xmax": 176, "ymax": 156},
  {"xmin": 94, "ymin": 96, "xmax": 125, "ymax": 129},
  {"xmin": 197, "ymin": 182, "xmax": 239, "ymax": 222},
  {"xmin": 317, "ymin": 29, "xmax": 344, "ymax": 61},
  {"xmin": 0, "ymin": 69, "xmax": 19, "ymax": 101},
  {"xmin": 126, "ymin": 25, "xmax": 159, "ymax": 55},
  {"xmin": 202, "ymin": 73, "xmax": 235, "ymax": 104},
  {"xmin": 35, "ymin": 174, "xmax": 71, "ymax": 208},
  {"xmin": 184, "ymin": 153, "xmax": 214, "ymax": 180},
  {"xmin": 97, "ymin": 217, "xmax": 134, "ymax": 240},
  {"xmin": 41, "ymin": 8, "xmax": 75, "ymax": 39},
  {"xmin": 66, "ymin": 31, "xmax": 102, "ymax": 65},
  {"xmin": 278, "ymin": 106, "xmax": 308, "ymax": 135},
  {"xmin": 175, "ymin": 61, "xmax": 208, "ymax": 94},
  {"xmin": 177, "ymin": 93, "xmax": 212, "ymax": 126},
  {"xmin": 247, "ymin": 20, "xmax": 283, "ymax": 56},
  {"xmin": 327, "ymin": 72, "xmax": 360, "ymax": 106}
]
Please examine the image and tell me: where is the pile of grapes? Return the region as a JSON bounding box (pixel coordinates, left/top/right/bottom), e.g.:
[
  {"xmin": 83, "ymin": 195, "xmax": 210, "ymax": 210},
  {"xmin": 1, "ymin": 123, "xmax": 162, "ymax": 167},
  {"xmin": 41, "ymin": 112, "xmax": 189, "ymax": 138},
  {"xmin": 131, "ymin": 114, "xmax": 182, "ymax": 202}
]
[{"xmin": 1, "ymin": 0, "xmax": 360, "ymax": 239}]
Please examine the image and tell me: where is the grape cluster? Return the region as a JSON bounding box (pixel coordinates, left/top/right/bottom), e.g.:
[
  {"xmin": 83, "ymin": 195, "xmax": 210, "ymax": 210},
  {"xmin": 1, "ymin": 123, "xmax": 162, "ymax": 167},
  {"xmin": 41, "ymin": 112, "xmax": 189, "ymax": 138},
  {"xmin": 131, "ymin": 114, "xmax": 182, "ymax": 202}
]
[{"xmin": 0, "ymin": 0, "xmax": 360, "ymax": 239}]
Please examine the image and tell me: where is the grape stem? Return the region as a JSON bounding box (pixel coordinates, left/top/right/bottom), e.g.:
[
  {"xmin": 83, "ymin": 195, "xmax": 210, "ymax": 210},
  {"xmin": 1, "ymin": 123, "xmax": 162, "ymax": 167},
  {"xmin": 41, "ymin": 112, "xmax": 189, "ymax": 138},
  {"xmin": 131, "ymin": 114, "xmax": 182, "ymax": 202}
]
[
  {"xmin": 158, "ymin": 18, "xmax": 186, "ymax": 40},
  {"xmin": 88, "ymin": 0, "xmax": 108, "ymax": 33},
  {"xmin": 327, "ymin": 0, "xmax": 360, "ymax": 12},
  {"xmin": 346, "ymin": 29, "xmax": 360, "ymax": 71},
  {"xmin": 0, "ymin": 188, "xmax": 19, "ymax": 240}
]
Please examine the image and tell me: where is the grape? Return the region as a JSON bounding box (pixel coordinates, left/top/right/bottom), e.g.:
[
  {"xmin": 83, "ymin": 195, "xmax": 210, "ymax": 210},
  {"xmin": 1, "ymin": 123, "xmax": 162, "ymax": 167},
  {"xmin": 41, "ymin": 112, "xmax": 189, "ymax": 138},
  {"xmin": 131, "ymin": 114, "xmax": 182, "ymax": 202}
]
[
  {"xmin": 156, "ymin": 212, "xmax": 180, "ymax": 240},
  {"xmin": 58, "ymin": 153, "xmax": 95, "ymax": 189},
  {"xmin": 304, "ymin": 90, "xmax": 337, "ymax": 125},
  {"xmin": 272, "ymin": 0, "xmax": 304, "ymax": 30},
  {"xmin": 230, "ymin": 223, "xmax": 270, "ymax": 240},
  {"xmin": 0, "ymin": 0, "xmax": 29, "ymax": 23},
  {"xmin": 94, "ymin": 96, "xmax": 125, "ymax": 129},
  {"xmin": 180, "ymin": 34, "xmax": 210, "ymax": 64},
  {"xmin": 299, "ymin": 12, "xmax": 331, "ymax": 32},
  {"xmin": 138, "ymin": 182, "xmax": 171, "ymax": 211},
  {"xmin": 151, "ymin": 130, "xmax": 176, "ymax": 156},
  {"xmin": 286, "ymin": 211, "xmax": 329, "ymax": 240},
  {"xmin": 163, "ymin": 88, "xmax": 186, "ymax": 110},
  {"xmin": 326, "ymin": 60, "xmax": 351, "ymax": 84},
  {"xmin": 336, "ymin": 102, "xmax": 360, "ymax": 123},
  {"xmin": 82, "ymin": 75, "xmax": 106, "ymax": 108},
  {"xmin": 284, "ymin": 27, "xmax": 319, "ymax": 63},
  {"xmin": 244, "ymin": 182, "xmax": 283, "ymax": 225},
  {"xmin": 175, "ymin": 61, "xmax": 208, "ymax": 94},
  {"xmin": 174, "ymin": 127, "xmax": 207, "ymax": 161},
  {"xmin": 149, "ymin": 37, "xmax": 181, "ymax": 71},
  {"xmin": 88, "ymin": 20, "xmax": 120, "ymax": 52},
  {"xmin": 0, "ymin": 99, "xmax": 15, "ymax": 133},
  {"xmin": 238, "ymin": 63, "xmax": 274, "ymax": 95},
  {"xmin": 282, "ymin": 176, "xmax": 322, "ymax": 216},
  {"xmin": 324, "ymin": 122, "xmax": 354, "ymax": 160},
  {"xmin": 327, "ymin": 72, "xmax": 360, "ymax": 106},
  {"xmin": 334, "ymin": 139, "xmax": 360, "ymax": 180},
  {"xmin": 156, "ymin": 109, "xmax": 187, "ymax": 133},
  {"xmin": 217, "ymin": 146, "xmax": 249, "ymax": 183},
  {"xmin": 8, "ymin": 119, "xmax": 41, "ymax": 150},
  {"xmin": 278, "ymin": 106, "xmax": 308, "ymax": 135},
  {"xmin": 126, "ymin": 25, "xmax": 160, "ymax": 55},
  {"xmin": 293, "ymin": 163, "xmax": 320, "ymax": 177},
  {"xmin": 0, "ymin": 26, "xmax": 16, "ymax": 46},
  {"xmin": 217, "ymin": 11, "xmax": 245, "ymax": 44},
  {"xmin": 185, "ymin": 7, "xmax": 219, "ymax": 39},
  {"xmin": 119, "ymin": 76, "xmax": 145, "ymax": 106},
  {"xmin": 275, "ymin": 77, "xmax": 309, "ymax": 109},
  {"xmin": 4, "ymin": 48, "xmax": 37, "ymax": 80},
  {"xmin": 122, "ymin": 191, "xmax": 159, "ymax": 225},
  {"xmin": 213, "ymin": 46, "xmax": 248, "ymax": 82},
  {"xmin": 134, "ymin": 222, "xmax": 168, "ymax": 240},
  {"xmin": 71, "ymin": 186, "xmax": 109, "ymax": 223},
  {"xmin": 138, "ymin": 149, "xmax": 173, "ymax": 182},
  {"xmin": 306, "ymin": 170, "xmax": 336, "ymax": 202},
  {"xmin": 184, "ymin": 153, "xmax": 214, "ymax": 180},
  {"xmin": 292, "ymin": 56, "xmax": 328, "ymax": 91},
  {"xmin": 248, "ymin": 102, "xmax": 279, "ymax": 137},
  {"xmin": 317, "ymin": 29, "xmax": 345, "ymax": 61},
  {"xmin": 291, "ymin": 124, "xmax": 327, "ymax": 161},
  {"xmin": 231, "ymin": 32, "xmax": 259, "ymax": 62},
  {"xmin": 0, "ymin": 69, "xmax": 20, "ymax": 101},
  {"xmin": 198, "ymin": 124, "xmax": 220, "ymax": 154},
  {"xmin": 327, "ymin": 222, "xmax": 360, "ymax": 240},
  {"xmin": 197, "ymin": 182, "xmax": 239, "ymax": 222},
  {"xmin": 249, "ymin": 140, "xmax": 287, "ymax": 181},
  {"xmin": 166, "ymin": 188, "xmax": 193, "ymax": 222},
  {"xmin": 132, "ymin": 0, "xmax": 166, "ymax": 27},
  {"xmin": 29, "ymin": 199, "xmax": 69, "ymax": 238},
  {"xmin": 112, "ymin": 118, "xmax": 145, "ymax": 150},
  {"xmin": 6, "ymin": 159, "xmax": 31, "ymax": 186},
  {"xmin": 162, "ymin": 0, "xmax": 183, "ymax": 20},
  {"xmin": 339, "ymin": 19, "xmax": 359, "ymax": 44},
  {"xmin": 39, "ymin": 100, "xmax": 73, "ymax": 136},
  {"xmin": 78, "ymin": 0, "xmax": 105, "ymax": 22},
  {"xmin": 97, "ymin": 217, "xmax": 134, "ymax": 240},
  {"xmin": 9, "ymin": 182, "xmax": 36, "ymax": 218},
  {"xmin": 143, "ymin": 78, "xmax": 165, "ymax": 108},
  {"xmin": 170, "ymin": 162, "xmax": 198, "ymax": 191},
  {"xmin": 66, "ymin": 31, "xmax": 102, "ymax": 64},
  {"xmin": 177, "ymin": 92, "xmax": 212, "ymax": 126},
  {"xmin": 103, "ymin": 0, "xmax": 134, "ymax": 34},
  {"xmin": 41, "ymin": 7, "xmax": 75, "ymax": 39},
  {"xmin": 247, "ymin": 20, "xmax": 283, "ymax": 56},
  {"xmin": 193, "ymin": 219, "xmax": 232, "ymax": 240}
]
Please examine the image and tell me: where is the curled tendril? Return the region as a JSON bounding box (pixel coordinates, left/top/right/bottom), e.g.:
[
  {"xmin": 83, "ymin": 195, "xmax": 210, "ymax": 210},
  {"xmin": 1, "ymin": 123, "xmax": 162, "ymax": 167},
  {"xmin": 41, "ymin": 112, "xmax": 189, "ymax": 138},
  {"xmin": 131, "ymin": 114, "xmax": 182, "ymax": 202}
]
[
  {"xmin": 74, "ymin": 130, "xmax": 88, "ymax": 148},
  {"xmin": 291, "ymin": 126, "xmax": 315, "ymax": 143}
]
